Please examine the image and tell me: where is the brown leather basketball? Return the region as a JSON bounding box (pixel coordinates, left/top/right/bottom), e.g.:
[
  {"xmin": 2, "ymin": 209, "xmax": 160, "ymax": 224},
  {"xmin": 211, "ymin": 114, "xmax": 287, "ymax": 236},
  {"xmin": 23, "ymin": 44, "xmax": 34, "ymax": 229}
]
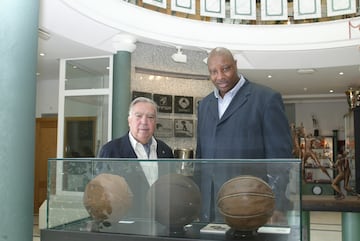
[
  {"xmin": 147, "ymin": 173, "xmax": 201, "ymax": 230},
  {"xmin": 83, "ymin": 173, "xmax": 133, "ymax": 222},
  {"xmin": 217, "ymin": 175, "xmax": 275, "ymax": 231}
]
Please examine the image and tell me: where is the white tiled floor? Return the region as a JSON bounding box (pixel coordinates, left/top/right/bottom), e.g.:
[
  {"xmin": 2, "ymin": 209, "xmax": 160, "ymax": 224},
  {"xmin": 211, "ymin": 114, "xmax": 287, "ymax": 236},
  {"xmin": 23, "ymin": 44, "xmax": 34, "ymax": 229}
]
[{"xmin": 33, "ymin": 211, "xmax": 342, "ymax": 241}]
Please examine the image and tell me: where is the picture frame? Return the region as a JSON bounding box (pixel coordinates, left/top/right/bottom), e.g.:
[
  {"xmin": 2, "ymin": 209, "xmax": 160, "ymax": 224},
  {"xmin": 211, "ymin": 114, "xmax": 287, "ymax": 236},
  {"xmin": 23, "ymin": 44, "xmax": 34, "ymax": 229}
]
[
  {"xmin": 174, "ymin": 119, "xmax": 194, "ymax": 137},
  {"xmin": 132, "ymin": 91, "xmax": 152, "ymax": 100},
  {"xmin": 174, "ymin": 95, "xmax": 193, "ymax": 114},
  {"xmin": 153, "ymin": 94, "xmax": 173, "ymax": 113},
  {"xmin": 155, "ymin": 118, "xmax": 173, "ymax": 137}
]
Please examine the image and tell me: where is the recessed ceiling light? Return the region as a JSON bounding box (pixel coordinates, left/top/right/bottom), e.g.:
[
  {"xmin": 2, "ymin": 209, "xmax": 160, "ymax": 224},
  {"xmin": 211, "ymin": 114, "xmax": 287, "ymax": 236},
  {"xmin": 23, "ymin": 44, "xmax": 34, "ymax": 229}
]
[
  {"xmin": 303, "ymin": 87, "xmax": 308, "ymax": 91},
  {"xmin": 39, "ymin": 52, "xmax": 45, "ymax": 57},
  {"xmin": 297, "ymin": 68, "xmax": 315, "ymax": 74},
  {"xmin": 267, "ymin": 75, "xmax": 272, "ymax": 78},
  {"xmin": 339, "ymin": 72, "xmax": 344, "ymax": 75},
  {"xmin": 329, "ymin": 89, "xmax": 334, "ymax": 93}
]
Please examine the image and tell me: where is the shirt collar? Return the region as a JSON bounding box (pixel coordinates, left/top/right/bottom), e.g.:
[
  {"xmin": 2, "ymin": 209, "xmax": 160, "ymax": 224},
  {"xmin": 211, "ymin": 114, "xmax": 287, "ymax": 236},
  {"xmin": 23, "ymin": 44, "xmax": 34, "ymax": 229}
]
[
  {"xmin": 128, "ymin": 132, "xmax": 155, "ymax": 151},
  {"xmin": 214, "ymin": 74, "xmax": 246, "ymax": 99}
]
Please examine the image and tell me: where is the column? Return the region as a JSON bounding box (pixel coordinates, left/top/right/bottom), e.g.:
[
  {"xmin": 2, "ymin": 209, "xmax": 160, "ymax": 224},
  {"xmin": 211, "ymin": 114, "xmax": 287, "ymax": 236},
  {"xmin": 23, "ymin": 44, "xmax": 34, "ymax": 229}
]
[
  {"xmin": 342, "ymin": 212, "xmax": 360, "ymax": 241},
  {"xmin": 112, "ymin": 34, "xmax": 137, "ymax": 138},
  {"xmin": 0, "ymin": 1, "xmax": 39, "ymax": 241}
]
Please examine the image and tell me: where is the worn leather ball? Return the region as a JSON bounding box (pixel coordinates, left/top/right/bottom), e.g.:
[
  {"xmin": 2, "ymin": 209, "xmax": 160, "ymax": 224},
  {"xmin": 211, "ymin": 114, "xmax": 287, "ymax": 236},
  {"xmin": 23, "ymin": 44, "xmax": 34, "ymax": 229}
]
[
  {"xmin": 217, "ymin": 175, "xmax": 275, "ymax": 231},
  {"xmin": 83, "ymin": 173, "xmax": 133, "ymax": 222},
  {"xmin": 147, "ymin": 173, "xmax": 201, "ymax": 230}
]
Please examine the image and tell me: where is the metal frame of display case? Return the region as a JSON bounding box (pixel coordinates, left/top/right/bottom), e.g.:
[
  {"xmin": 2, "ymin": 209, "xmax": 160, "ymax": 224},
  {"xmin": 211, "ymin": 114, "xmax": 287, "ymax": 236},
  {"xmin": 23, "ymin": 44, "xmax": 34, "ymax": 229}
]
[{"xmin": 41, "ymin": 158, "xmax": 302, "ymax": 241}]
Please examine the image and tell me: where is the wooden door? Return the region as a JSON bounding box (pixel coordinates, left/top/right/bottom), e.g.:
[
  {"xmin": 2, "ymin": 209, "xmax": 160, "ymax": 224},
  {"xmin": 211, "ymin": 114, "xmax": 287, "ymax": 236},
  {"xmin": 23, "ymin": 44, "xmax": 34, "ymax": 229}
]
[{"xmin": 34, "ymin": 117, "xmax": 57, "ymax": 214}]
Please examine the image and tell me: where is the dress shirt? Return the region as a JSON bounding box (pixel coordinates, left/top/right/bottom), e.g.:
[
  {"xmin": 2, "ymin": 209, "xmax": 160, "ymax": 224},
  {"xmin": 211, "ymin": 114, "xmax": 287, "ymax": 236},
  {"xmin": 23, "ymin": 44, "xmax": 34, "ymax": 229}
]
[
  {"xmin": 128, "ymin": 133, "xmax": 158, "ymax": 186},
  {"xmin": 214, "ymin": 74, "xmax": 245, "ymax": 118}
]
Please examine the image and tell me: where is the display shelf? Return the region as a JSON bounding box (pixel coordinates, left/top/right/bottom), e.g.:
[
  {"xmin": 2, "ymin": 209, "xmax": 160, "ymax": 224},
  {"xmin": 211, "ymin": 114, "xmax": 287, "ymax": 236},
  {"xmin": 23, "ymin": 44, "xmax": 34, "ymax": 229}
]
[
  {"xmin": 302, "ymin": 136, "xmax": 335, "ymax": 186},
  {"xmin": 41, "ymin": 158, "xmax": 302, "ymax": 241},
  {"xmin": 302, "ymin": 195, "xmax": 360, "ymax": 212},
  {"xmin": 41, "ymin": 222, "xmax": 297, "ymax": 241}
]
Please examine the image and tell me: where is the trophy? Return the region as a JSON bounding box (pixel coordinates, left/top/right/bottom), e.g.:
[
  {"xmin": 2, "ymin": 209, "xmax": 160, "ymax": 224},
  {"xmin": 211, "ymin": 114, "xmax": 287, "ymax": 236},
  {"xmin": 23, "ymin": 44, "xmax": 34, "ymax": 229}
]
[{"xmin": 345, "ymin": 88, "xmax": 359, "ymax": 109}]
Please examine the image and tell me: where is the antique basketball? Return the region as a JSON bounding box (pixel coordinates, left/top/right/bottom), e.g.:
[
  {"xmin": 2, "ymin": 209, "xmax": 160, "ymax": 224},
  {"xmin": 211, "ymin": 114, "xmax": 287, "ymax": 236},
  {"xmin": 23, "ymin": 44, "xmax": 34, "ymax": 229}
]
[
  {"xmin": 217, "ymin": 175, "xmax": 275, "ymax": 231},
  {"xmin": 147, "ymin": 173, "xmax": 201, "ymax": 230},
  {"xmin": 83, "ymin": 173, "xmax": 133, "ymax": 222}
]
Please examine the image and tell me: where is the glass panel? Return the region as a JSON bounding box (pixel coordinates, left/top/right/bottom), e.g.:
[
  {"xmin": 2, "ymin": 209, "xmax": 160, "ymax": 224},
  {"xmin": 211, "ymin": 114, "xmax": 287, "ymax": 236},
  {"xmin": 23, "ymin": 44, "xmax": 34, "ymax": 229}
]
[
  {"xmin": 63, "ymin": 95, "xmax": 109, "ymax": 158},
  {"xmin": 65, "ymin": 57, "xmax": 110, "ymax": 90},
  {"xmin": 46, "ymin": 158, "xmax": 301, "ymax": 241}
]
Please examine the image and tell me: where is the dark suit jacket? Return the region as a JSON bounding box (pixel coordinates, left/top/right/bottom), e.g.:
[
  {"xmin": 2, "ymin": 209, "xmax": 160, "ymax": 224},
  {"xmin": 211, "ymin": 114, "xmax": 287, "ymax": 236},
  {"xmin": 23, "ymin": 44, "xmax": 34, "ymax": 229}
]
[
  {"xmin": 98, "ymin": 133, "xmax": 174, "ymax": 159},
  {"xmin": 97, "ymin": 133, "xmax": 174, "ymax": 220},
  {"xmin": 195, "ymin": 80, "xmax": 293, "ymax": 222}
]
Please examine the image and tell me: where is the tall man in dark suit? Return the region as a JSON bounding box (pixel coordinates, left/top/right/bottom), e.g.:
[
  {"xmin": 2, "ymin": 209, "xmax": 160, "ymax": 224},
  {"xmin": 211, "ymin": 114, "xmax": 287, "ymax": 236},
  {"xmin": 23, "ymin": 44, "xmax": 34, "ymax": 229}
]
[
  {"xmin": 98, "ymin": 97, "xmax": 174, "ymax": 219},
  {"xmin": 196, "ymin": 47, "xmax": 293, "ymax": 223}
]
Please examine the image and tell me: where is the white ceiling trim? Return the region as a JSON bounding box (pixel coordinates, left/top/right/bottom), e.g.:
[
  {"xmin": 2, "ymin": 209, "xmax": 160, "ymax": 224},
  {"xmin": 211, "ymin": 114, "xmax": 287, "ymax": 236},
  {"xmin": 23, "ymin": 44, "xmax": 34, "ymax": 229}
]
[{"xmin": 56, "ymin": 0, "xmax": 360, "ymax": 52}]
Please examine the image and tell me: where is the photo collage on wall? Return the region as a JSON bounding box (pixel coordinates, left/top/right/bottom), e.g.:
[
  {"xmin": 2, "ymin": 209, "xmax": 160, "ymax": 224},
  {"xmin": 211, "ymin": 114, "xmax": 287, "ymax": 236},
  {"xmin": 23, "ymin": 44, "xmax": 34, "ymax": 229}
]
[{"xmin": 132, "ymin": 91, "xmax": 201, "ymax": 138}]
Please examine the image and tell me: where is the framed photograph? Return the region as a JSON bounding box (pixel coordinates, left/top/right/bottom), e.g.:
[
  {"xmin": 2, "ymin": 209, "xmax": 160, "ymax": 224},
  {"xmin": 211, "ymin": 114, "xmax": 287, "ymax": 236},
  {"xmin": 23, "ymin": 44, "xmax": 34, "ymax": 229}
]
[
  {"xmin": 155, "ymin": 118, "xmax": 173, "ymax": 137},
  {"xmin": 174, "ymin": 119, "xmax": 194, "ymax": 137},
  {"xmin": 174, "ymin": 95, "xmax": 193, "ymax": 114},
  {"xmin": 132, "ymin": 91, "xmax": 152, "ymax": 100},
  {"xmin": 153, "ymin": 94, "xmax": 173, "ymax": 113}
]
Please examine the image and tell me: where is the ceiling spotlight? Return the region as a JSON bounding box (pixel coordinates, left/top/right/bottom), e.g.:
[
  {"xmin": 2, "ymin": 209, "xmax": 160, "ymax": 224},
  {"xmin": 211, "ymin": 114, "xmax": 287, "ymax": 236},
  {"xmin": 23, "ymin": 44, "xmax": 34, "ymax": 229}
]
[
  {"xmin": 171, "ymin": 47, "xmax": 187, "ymax": 63},
  {"xmin": 297, "ymin": 68, "xmax": 315, "ymax": 74}
]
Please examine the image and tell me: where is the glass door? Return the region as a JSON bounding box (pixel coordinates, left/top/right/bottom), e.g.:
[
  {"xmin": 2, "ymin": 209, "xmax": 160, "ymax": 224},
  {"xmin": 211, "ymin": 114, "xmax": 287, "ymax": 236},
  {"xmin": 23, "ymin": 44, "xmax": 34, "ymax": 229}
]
[
  {"xmin": 57, "ymin": 56, "xmax": 113, "ymax": 158},
  {"xmin": 56, "ymin": 56, "xmax": 113, "ymax": 194}
]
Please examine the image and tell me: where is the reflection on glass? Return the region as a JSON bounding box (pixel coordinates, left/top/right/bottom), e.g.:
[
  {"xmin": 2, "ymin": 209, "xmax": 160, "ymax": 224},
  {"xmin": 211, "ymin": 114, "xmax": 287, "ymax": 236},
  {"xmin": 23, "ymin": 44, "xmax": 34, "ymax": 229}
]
[
  {"xmin": 64, "ymin": 95, "xmax": 109, "ymax": 157},
  {"xmin": 65, "ymin": 57, "xmax": 110, "ymax": 90},
  {"xmin": 46, "ymin": 159, "xmax": 301, "ymax": 241}
]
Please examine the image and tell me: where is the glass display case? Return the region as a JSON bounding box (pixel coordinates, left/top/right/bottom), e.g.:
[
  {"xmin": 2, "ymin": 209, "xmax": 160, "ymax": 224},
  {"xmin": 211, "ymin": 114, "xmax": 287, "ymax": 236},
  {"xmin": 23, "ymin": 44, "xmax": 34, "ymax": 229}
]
[{"xmin": 41, "ymin": 158, "xmax": 302, "ymax": 241}]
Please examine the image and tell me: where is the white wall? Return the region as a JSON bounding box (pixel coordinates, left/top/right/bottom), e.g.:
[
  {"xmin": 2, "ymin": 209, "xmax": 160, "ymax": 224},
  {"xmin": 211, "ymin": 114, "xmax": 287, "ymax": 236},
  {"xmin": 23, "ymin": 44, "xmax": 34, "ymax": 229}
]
[
  {"xmin": 36, "ymin": 78, "xmax": 59, "ymax": 117},
  {"xmin": 295, "ymin": 101, "xmax": 349, "ymax": 140}
]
